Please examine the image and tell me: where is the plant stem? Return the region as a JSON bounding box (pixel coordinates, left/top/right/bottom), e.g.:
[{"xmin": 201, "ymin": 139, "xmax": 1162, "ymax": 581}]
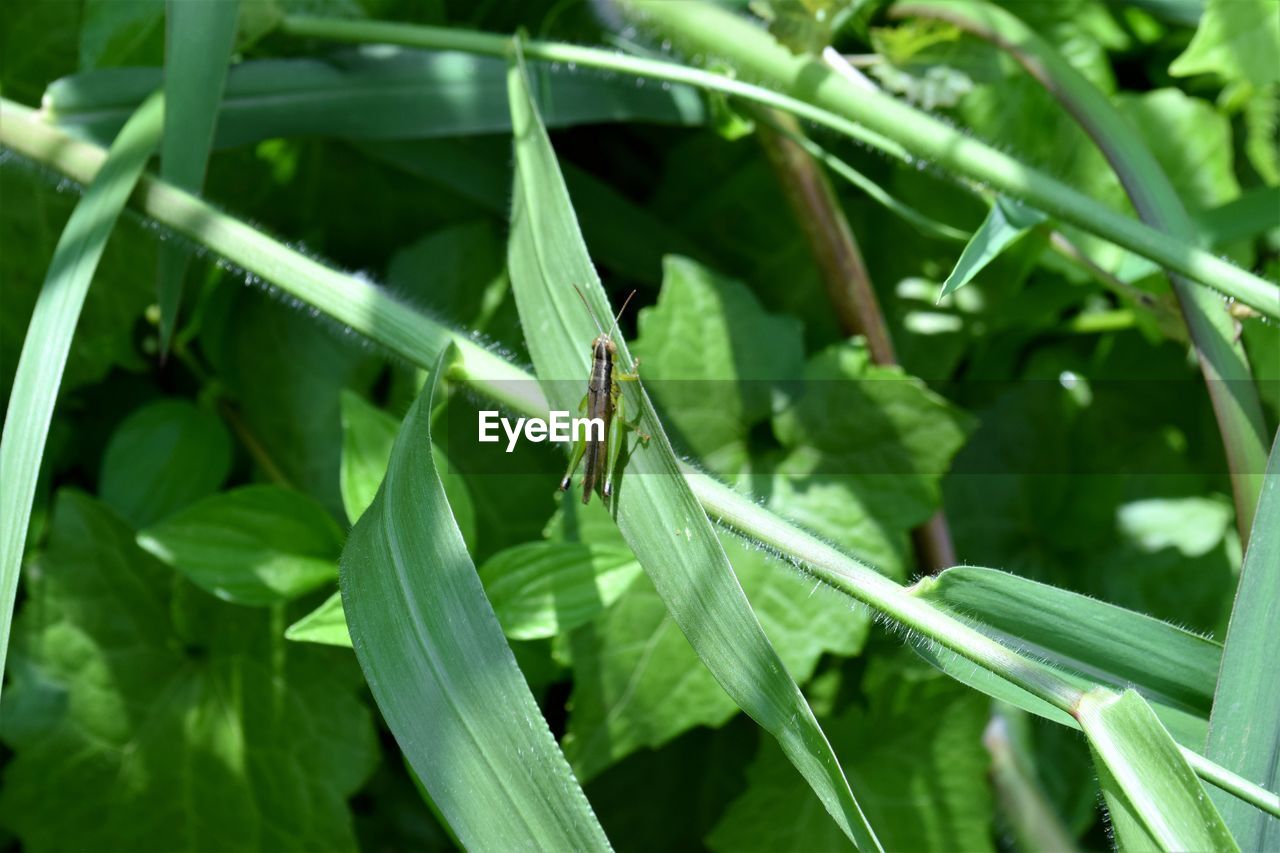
[
  {"xmin": 3, "ymin": 100, "xmax": 1275, "ymax": 817},
  {"xmin": 274, "ymin": 13, "xmax": 1280, "ymax": 318}
]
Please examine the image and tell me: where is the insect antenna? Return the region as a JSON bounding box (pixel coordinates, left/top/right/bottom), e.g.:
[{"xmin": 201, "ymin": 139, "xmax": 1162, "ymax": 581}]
[
  {"xmin": 571, "ymin": 284, "xmax": 606, "ymax": 336},
  {"xmin": 606, "ymin": 290, "xmax": 637, "ymax": 342}
]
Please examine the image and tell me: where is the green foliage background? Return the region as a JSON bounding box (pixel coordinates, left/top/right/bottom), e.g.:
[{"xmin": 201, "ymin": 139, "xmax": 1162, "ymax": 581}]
[{"xmin": 1, "ymin": 0, "xmax": 1277, "ymax": 850}]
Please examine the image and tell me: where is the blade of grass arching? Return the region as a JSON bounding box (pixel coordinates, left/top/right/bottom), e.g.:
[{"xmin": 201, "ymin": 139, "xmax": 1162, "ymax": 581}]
[
  {"xmin": 1207, "ymin": 427, "xmax": 1280, "ymax": 849},
  {"xmin": 1078, "ymin": 689, "xmax": 1238, "ymax": 851},
  {"xmin": 340, "ymin": 349, "xmax": 610, "ymax": 851},
  {"xmin": 277, "ymin": 14, "xmax": 1279, "ymax": 316},
  {"xmin": 0, "ymin": 91, "xmax": 163, "ymax": 700},
  {"xmin": 912, "ymin": 566, "xmax": 1221, "ymax": 716},
  {"xmin": 893, "ymin": 0, "xmax": 1270, "ymax": 546},
  {"xmin": 156, "ymin": 0, "xmax": 238, "ymax": 355},
  {"xmin": 504, "ymin": 42, "xmax": 881, "ymax": 852},
  {"xmin": 5, "ymin": 103, "xmax": 1276, "ymax": 820},
  {"xmin": 45, "ymin": 50, "xmax": 705, "ymax": 148}
]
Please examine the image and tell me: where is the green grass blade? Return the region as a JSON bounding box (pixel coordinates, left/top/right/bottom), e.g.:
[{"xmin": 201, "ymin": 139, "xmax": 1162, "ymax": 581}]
[
  {"xmin": 913, "ymin": 566, "xmax": 1220, "ymax": 715},
  {"xmin": 46, "ymin": 50, "xmax": 706, "ymax": 147},
  {"xmin": 1078, "ymin": 689, "xmax": 1238, "ymax": 851},
  {"xmin": 505, "ymin": 40, "xmax": 881, "ymax": 851},
  {"xmin": 0, "ymin": 91, "xmax": 162, "ymax": 701},
  {"xmin": 157, "ymin": 0, "xmax": 238, "ymax": 354},
  {"xmin": 340, "ymin": 349, "xmax": 610, "ymax": 850},
  {"xmin": 1207, "ymin": 427, "xmax": 1280, "ymax": 848}
]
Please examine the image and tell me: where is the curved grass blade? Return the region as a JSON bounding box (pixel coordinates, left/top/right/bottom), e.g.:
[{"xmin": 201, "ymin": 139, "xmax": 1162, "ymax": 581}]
[
  {"xmin": 0, "ymin": 91, "xmax": 162, "ymax": 700},
  {"xmin": 505, "ymin": 39, "xmax": 880, "ymax": 851},
  {"xmin": 1078, "ymin": 689, "xmax": 1238, "ymax": 851},
  {"xmin": 1207, "ymin": 427, "xmax": 1280, "ymax": 848},
  {"xmin": 46, "ymin": 49, "xmax": 706, "ymax": 148},
  {"xmin": 913, "ymin": 566, "xmax": 1220, "ymax": 715},
  {"xmin": 340, "ymin": 349, "xmax": 610, "ymax": 851},
  {"xmin": 157, "ymin": 0, "xmax": 239, "ymax": 355}
]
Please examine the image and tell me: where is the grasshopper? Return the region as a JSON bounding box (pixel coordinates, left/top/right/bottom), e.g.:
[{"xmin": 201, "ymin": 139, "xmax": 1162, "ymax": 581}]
[{"xmin": 560, "ymin": 286, "xmax": 648, "ymax": 504}]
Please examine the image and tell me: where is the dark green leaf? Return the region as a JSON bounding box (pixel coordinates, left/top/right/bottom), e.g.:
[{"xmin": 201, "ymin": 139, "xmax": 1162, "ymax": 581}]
[
  {"xmin": 0, "ymin": 491, "xmax": 378, "ymax": 851},
  {"xmin": 79, "ymin": 0, "xmax": 164, "ymax": 69},
  {"xmin": 99, "ymin": 398, "xmax": 232, "ymax": 528},
  {"xmin": 138, "ymin": 485, "xmax": 343, "ymax": 605}
]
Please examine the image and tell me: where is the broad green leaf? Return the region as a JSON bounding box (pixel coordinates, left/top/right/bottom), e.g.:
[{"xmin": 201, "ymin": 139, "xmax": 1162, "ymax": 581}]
[
  {"xmin": 505, "ymin": 42, "xmax": 881, "ymax": 850},
  {"xmin": 0, "ymin": 491, "xmax": 378, "ymax": 851},
  {"xmin": 285, "ymin": 591, "xmax": 351, "ymax": 647},
  {"xmin": 913, "ymin": 566, "xmax": 1220, "ymax": 715},
  {"xmin": 1170, "ymin": 0, "xmax": 1280, "ymax": 88},
  {"xmin": 80, "ymin": 0, "xmax": 164, "ymax": 69},
  {"xmin": 157, "ymin": 0, "xmax": 239, "ymax": 354},
  {"xmin": 0, "ymin": 92, "xmax": 161, "ymax": 700},
  {"xmin": 1078, "ymin": 689, "xmax": 1237, "ymax": 851},
  {"xmin": 1121, "ymin": 89, "xmax": 1242, "ymax": 210},
  {"xmin": 477, "ymin": 542, "xmax": 641, "ymax": 640},
  {"xmin": 201, "ymin": 285, "xmax": 380, "ymax": 516},
  {"xmin": 1243, "ymin": 85, "xmax": 1279, "ymax": 184},
  {"xmin": 337, "ymin": 391, "xmax": 475, "ymax": 549},
  {"xmin": 99, "ymin": 398, "xmax": 232, "ymax": 528},
  {"xmin": 769, "ymin": 341, "xmax": 973, "ymax": 575},
  {"xmin": 563, "ymin": 533, "xmax": 867, "ymax": 780},
  {"xmin": 707, "ymin": 666, "xmax": 995, "ymax": 852},
  {"xmin": 939, "ymin": 196, "xmax": 1048, "ymax": 298},
  {"xmin": 0, "ymin": 0, "xmax": 80, "ymax": 104},
  {"xmin": 46, "ymin": 49, "xmax": 706, "ymax": 147},
  {"xmin": 632, "ymin": 255, "xmax": 804, "ymax": 471},
  {"xmin": 339, "ymin": 352, "xmax": 610, "ymax": 850},
  {"xmin": 1206, "ymin": 428, "xmax": 1280, "ymax": 849},
  {"xmin": 138, "ymin": 485, "xmax": 343, "ymax": 606}
]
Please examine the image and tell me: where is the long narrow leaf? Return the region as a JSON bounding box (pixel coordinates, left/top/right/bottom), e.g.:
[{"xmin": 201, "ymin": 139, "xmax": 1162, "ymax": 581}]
[
  {"xmin": 1207, "ymin": 427, "xmax": 1280, "ymax": 848},
  {"xmin": 157, "ymin": 0, "xmax": 239, "ymax": 354},
  {"xmin": 1078, "ymin": 689, "xmax": 1238, "ymax": 851},
  {"xmin": 0, "ymin": 92, "xmax": 162, "ymax": 699},
  {"xmin": 914, "ymin": 566, "xmax": 1220, "ymax": 714},
  {"xmin": 46, "ymin": 50, "xmax": 705, "ymax": 147},
  {"xmin": 938, "ymin": 197, "xmax": 1047, "ymax": 298},
  {"xmin": 505, "ymin": 40, "xmax": 881, "ymax": 851},
  {"xmin": 340, "ymin": 349, "xmax": 610, "ymax": 850}
]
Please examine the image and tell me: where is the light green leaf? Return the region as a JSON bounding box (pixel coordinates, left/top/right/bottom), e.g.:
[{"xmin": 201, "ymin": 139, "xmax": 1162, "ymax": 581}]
[
  {"xmin": 99, "ymin": 398, "xmax": 232, "ymax": 529},
  {"xmin": 0, "ymin": 491, "xmax": 378, "ymax": 851},
  {"xmin": 1170, "ymin": 0, "xmax": 1280, "ymax": 88},
  {"xmin": 1078, "ymin": 689, "xmax": 1238, "ymax": 851},
  {"xmin": 339, "ymin": 352, "xmax": 610, "ymax": 850},
  {"xmin": 1121, "ymin": 88, "xmax": 1242, "ymax": 209},
  {"xmin": 1244, "ymin": 85, "xmax": 1280, "ymax": 184},
  {"xmin": 0, "ymin": 92, "xmax": 161, "ymax": 700},
  {"xmin": 505, "ymin": 41, "xmax": 880, "ymax": 850},
  {"xmin": 939, "ymin": 196, "xmax": 1048, "ymax": 299},
  {"xmin": 913, "ymin": 566, "xmax": 1221, "ymax": 715},
  {"xmin": 707, "ymin": 666, "xmax": 995, "ymax": 852},
  {"xmin": 285, "ymin": 591, "xmax": 351, "ymax": 647},
  {"xmin": 138, "ymin": 485, "xmax": 343, "ymax": 606},
  {"xmin": 632, "ymin": 255, "xmax": 804, "ymax": 470},
  {"xmin": 478, "ymin": 542, "xmax": 641, "ymax": 640},
  {"xmin": 157, "ymin": 0, "xmax": 239, "ymax": 354},
  {"xmin": 751, "ymin": 0, "xmax": 861, "ymax": 55},
  {"xmin": 1207, "ymin": 429, "xmax": 1280, "ymax": 849},
  {"xmin": 338, "ymin": 390, "xmax": 475, "ymax": 548},
  {"xmin": 564, "ymin": 533, "xmax": 868, "ymax": 780}
]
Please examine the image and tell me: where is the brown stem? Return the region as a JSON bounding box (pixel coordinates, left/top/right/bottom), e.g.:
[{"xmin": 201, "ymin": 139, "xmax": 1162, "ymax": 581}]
[{"xmin": 756, "ymin": 106, "xmax": 956, "ymax": 572}]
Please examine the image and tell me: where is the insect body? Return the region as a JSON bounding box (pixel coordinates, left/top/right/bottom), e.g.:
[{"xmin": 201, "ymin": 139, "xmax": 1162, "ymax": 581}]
[{"xmin": 560, "ymin": 287, "xmax": 648, "ymax": 504}]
